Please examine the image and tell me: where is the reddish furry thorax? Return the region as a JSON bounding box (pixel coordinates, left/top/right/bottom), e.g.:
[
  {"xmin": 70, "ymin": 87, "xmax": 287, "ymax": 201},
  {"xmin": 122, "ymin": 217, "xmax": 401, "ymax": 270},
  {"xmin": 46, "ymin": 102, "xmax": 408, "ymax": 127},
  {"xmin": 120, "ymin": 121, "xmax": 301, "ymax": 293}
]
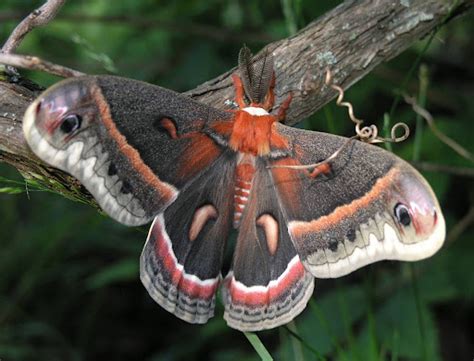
[{"xmin": 229, "ymin": 111, "xmax": 275, "ymax": 156}]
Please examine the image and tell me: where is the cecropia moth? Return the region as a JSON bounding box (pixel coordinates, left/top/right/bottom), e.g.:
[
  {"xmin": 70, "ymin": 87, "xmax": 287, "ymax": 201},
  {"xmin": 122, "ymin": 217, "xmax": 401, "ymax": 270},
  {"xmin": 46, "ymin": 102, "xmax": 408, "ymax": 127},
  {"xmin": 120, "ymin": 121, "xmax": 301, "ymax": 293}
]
[{"xmin": 22, "ymin": 47, "xmax": 445, "ymax": 331}]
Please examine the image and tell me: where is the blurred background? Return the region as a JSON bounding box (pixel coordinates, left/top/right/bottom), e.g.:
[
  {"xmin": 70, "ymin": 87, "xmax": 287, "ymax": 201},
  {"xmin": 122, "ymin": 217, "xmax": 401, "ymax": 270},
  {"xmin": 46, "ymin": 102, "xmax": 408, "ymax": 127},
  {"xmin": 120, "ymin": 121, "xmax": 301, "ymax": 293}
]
[{"xmin": 0, "ymin": 1, "xmax": 473, "ymax": 360}]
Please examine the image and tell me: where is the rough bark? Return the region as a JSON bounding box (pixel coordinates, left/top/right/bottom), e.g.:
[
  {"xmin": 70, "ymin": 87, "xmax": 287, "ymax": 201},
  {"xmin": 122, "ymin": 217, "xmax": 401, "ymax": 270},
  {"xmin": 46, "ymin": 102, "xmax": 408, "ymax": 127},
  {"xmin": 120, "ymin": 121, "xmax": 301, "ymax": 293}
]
[
  {"xmin": 0, "ymin": 0, "xmax": 472, "ymax": 200},
  {"xmin": 186, "ymin": 0, "xmax": 472, "ymax": 121}
]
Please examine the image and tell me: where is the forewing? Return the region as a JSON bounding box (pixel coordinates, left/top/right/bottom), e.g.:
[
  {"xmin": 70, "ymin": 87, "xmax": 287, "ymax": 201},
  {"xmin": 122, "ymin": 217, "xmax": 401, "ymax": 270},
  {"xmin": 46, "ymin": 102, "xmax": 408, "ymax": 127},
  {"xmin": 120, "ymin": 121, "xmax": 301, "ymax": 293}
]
[
  {"xmin": 222, "ymin": 160, "xmax": 314, "ymax": 331},
  {"xmin": 141, "ymin": 150, "xmax": 236, "ymax": 324},
  {"xmin": 272, "ymin": 123, "xmax": 445, "ymax": 278},
  {"xmin": 23, "ymin": 75, "xmax": 232, "ymax": 226}
]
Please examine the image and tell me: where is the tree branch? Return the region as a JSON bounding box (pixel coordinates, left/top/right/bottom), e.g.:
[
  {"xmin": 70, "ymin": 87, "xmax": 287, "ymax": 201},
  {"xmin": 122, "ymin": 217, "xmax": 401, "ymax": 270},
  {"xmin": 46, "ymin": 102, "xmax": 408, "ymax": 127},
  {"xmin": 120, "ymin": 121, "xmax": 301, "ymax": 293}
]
[
  {"xmin": 0, "ymin": 53, "xmax": 85, "ymax": 78},
  {"xmin": 1, "ymin": 0, "xmax": 66, "ymax": 54},
  {"xmin": 411, "ymin": 162, "xmax": 474, "ymax": 178},
  {"xmin": 0, "ymin": 0, "xmax": 473, "ymax": 202},
  {"xmin": 185, "ymin": 0, "xmax": 473, "ymax": 124}
]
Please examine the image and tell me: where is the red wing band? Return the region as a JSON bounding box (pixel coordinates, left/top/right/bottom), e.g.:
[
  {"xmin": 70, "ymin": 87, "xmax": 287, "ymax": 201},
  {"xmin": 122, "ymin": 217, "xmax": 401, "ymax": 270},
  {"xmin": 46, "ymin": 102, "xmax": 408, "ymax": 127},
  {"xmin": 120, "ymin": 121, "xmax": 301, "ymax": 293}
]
[
  {"xmin": 222, "ymin": 255, "xmax": 314, "ymax": 331},
  {"xmin": 141, "ymin": 215, "xmax": 220, "ymax": 324}
]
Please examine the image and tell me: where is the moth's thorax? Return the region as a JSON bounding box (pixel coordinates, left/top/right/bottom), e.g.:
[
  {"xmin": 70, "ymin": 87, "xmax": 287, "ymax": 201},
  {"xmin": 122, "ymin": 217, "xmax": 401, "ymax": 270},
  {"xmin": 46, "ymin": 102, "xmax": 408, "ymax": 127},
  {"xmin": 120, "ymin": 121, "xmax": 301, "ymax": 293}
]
[
  {"xmin": 229, "ymin": 108, "xmax": 276, "ymax": 156},
  {"xmin": 233, "ymin": 153, "xmax": 256, "ymax": 228}
]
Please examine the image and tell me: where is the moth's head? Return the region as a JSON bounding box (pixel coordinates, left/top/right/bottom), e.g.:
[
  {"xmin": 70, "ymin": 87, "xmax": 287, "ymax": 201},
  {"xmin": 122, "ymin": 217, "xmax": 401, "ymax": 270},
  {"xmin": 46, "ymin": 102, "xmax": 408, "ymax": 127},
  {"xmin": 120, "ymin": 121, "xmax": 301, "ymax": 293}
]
[
  {"xmin": 389, "ymin": 168, "xmax": 443, "ymax": 242},
  {"xmin": 23, "ymin": 77, "xmax": 96, "ymax": 152}
]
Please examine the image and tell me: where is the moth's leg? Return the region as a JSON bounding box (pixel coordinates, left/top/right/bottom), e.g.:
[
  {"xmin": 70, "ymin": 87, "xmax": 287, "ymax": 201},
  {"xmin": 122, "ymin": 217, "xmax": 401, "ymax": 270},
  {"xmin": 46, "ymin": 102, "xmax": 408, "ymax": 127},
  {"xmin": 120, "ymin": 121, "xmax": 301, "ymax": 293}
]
[
  {"xmin": 232, "ymin": 74, "xmax": 247, "ymax": 109},
  {"xmin": 308, "ymin": 162, "xmax": 332, "ymax": 178},
  {"xmin": 277, "ymin": 93, "xmax": 293, "ymax": 122},
  {"xmin": 159, "ymin": 117, "xmax": 180, "ymax": 139},
  {"xmin": 262, "ymin": 73, "xmax": 276, "ymax": 111}
]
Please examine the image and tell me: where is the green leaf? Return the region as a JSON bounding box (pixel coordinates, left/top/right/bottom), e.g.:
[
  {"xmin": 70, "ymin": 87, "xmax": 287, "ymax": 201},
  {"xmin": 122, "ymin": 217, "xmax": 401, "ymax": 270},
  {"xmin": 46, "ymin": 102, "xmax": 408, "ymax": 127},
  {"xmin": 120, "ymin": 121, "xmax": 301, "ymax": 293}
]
[
  {"xmin": 298, "ymin": 285, "xmax": 367, "ymax": 357},
  {"xmin": 0, "ymin": 186, "xmax": 24, "ymax": 194},
  {"xmin": 359, "ymin": 288, "xmax": 441, "ymax": 361},
  {"xmin": 244, "ymin": 332, "xmax": 273, "ymax": 361},
  {"xmin": 71, "ymin": 34, "xmax": 118, "ymax": 73}
]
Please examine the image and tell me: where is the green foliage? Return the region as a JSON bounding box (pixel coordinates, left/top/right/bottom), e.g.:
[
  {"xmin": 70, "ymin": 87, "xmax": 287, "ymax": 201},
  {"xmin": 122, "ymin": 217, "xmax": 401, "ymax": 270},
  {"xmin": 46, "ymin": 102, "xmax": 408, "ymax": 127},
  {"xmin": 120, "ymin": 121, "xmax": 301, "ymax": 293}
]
[
  {"xmin": 1, "ymin": 0, "xmax": 473, "ymax": 360},
  {"xmin": 244, "ymin": 332, "xmax": 274, "ymax": 361}
]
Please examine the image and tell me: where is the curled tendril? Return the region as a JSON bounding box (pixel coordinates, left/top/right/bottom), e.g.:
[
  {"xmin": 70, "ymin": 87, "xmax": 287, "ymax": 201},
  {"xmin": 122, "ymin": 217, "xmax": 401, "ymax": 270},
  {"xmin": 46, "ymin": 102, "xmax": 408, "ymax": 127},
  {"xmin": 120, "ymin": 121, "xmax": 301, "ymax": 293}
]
[
  {"xmin": 268, "ymin": 69, "xmax": 411, "ymax": 173},
  {"xmin": 325, "ymin": 68, "xmax": 409, "ymax": 144}
]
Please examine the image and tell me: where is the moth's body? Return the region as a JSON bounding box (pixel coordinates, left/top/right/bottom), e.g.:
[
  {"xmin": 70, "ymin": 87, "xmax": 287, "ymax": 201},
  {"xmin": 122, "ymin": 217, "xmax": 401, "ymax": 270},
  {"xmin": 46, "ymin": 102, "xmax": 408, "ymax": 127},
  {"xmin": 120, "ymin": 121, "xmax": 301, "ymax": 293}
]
[
  {"xmin": 22, "ymin": 47, "xmax": 446, "ymax": 332},
  {"xmin": 231, "ymin": 106, "xmax": 276, "ymax": 228},
  {"xmin": 230, "ymin": 107, "xmax": 273, "ymax": 156},
  {"xmin": 188, "ymin": 75, "xmax": 290, "ymax": 234},
  {"xmin": 233, "ymin": 151, "xmax": 255, "ymax": 228}
]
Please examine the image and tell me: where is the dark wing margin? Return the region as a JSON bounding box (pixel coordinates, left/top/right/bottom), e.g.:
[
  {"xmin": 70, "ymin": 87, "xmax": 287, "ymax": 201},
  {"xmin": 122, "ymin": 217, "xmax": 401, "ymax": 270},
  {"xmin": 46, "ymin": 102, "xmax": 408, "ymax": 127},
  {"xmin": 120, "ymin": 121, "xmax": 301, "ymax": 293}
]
[
  {"xmin": 141, "ymin": 151, "xmax": 236, "ymax": 324},
  {"xmin": 222, "ymin": 160, "xmax": 314, "ymax": 331},
  {"xmin": 271, "ymin": 123, "xmax": 446, "ymax": 279},
  {"xmin": 23, "ymin": 75, "xmax": 233, "ymax": 226}
]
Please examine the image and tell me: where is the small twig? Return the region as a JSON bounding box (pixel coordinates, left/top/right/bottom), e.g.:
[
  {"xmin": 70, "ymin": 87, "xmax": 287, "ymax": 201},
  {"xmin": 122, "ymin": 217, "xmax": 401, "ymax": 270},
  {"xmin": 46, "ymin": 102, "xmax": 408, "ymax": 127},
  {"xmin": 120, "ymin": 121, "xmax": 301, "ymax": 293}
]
[
  {"xmin": 412, "ymin": 64, "xmax": 429, "ymax": 162},
  {"xmin": 325, "ymin": 69, "xmax": 410, "ymax": 144},
  {"xmin": 269, "ymin": 70, "xmax": 412, "ymax": 173},
  {"xmin": 404, "ymin": 95, "xmax": 474, "ymax": 162},
  {"xmin": 1, "ymin": 0, "xmax": 66, "ymax": 54},
  {"xmin": 0, "ymin": 53, "xmax": 84, "ymax": 78},
  {"xmin": 447, "ymin": 206, "xmax": 474, "ymax": 244},
  {"xmin": 411, "ymin": 161, "xmax": 474, "ymax": 178}
]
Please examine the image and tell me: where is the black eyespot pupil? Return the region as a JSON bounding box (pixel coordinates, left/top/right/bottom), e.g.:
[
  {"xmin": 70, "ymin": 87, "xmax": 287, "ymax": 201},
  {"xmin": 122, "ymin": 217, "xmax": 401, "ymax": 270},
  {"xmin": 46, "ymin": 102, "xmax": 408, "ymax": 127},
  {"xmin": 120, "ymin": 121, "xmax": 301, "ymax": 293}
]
[
  {"xmin": 328, "ymin": 240, "xmax": 339, "ymax": 252},
  {"xmin": 346, "ymin": 228, "xmax": 356, "ymax": 242},
  {"xmin": 394, "ymin": 203, "xmax": 411, "ymax": 226},
  {"xmin": 107, "ymin": 163, "xmax": 117, "ymax": 176},
  {"xmin": 121, "ymin": 181, "xmax": 132, "ymax": 194},
  {"xmin": 60, "ymin": 114, "xmax": 82, "ymax": 134}
]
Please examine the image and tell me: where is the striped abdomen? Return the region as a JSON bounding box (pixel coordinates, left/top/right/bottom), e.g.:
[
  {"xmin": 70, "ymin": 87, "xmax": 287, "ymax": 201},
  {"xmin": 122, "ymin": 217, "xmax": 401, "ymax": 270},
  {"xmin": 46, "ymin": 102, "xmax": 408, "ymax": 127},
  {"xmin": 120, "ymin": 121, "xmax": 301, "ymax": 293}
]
[{"xmin": 233, "ymin": 154, "xmax": 255, "ymax": 228}]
